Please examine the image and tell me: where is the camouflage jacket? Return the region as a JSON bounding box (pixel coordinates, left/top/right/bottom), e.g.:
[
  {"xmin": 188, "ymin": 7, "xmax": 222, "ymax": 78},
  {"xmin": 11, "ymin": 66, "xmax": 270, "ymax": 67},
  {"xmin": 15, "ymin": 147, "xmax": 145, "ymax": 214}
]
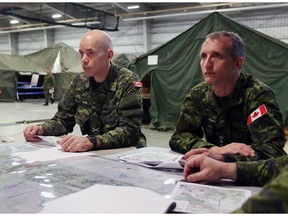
[
  {"xmin": 234, "ymin": 155, "xmax": 288, "ymax": 213},
  {"xmin": 170, "ymin": 73, "xmax": 287, "ymax": 161},
  {"xmin": 43, "ymin": 73, "xmax": 55, "ymax": 89},
  {"xmin": 40, "ymin": 63, "xmax": 146, "ymax": 149}
]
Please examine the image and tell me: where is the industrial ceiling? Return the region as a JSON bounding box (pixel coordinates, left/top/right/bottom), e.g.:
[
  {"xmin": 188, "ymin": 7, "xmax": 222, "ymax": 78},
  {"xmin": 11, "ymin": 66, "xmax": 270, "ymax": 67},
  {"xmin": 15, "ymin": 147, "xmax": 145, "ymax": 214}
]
[{"xmin": 0, "ymin": 2, "xmax": 287, "ymax": 33}]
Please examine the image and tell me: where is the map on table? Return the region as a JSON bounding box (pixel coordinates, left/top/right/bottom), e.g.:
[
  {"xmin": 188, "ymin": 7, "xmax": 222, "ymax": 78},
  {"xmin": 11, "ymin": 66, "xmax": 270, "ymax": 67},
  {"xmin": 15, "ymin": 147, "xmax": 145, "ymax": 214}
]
[{"xmin": 170, "ymin": 181, "xmax": 251, "ymax": 213}]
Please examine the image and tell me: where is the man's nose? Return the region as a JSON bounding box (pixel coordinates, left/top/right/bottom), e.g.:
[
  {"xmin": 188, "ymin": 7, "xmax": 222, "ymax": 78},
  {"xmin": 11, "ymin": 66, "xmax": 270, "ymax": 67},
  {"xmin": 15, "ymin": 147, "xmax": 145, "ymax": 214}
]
[
  {"xmin": 81, "ymin": 54, "xmax": 88, "ymax": 63},
  {"xmin": 202, "ymin": 57, "xmax": 212, "ymax": 68}
]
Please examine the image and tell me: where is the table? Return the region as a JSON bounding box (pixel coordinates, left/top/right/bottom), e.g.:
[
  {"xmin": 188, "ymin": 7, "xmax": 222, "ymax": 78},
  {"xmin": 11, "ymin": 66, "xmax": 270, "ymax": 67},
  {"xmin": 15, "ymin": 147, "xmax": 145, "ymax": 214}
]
[{"xmin": 0, "ymin": 141, "xmax": 262, "ymax": 213}]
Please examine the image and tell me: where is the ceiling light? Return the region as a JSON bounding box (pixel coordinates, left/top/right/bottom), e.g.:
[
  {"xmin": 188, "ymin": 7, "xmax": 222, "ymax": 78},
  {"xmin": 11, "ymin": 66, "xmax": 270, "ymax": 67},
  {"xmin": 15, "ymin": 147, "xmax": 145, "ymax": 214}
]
[
  {"xmin": 71, "ymin": 21, "xmax": 100, "ymax": 26},
  {"xmin": 10, "ymin": 20, "xmax": 19, "ymax": 24},
  {"xmin": 127, "ymin": 5, "xmax": 139, "ymax": 10},
  {"xmin": 52, "ymin": 14, "xmax": 62, "ymax": 19}
]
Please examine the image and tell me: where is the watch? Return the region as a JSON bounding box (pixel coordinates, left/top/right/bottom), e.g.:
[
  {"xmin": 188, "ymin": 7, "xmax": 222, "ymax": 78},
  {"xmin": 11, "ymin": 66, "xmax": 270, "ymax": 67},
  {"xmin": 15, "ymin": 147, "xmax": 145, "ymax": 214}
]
[{"xmin": 87, "ymin": 135, "xmax": 98, "ymax": 150}]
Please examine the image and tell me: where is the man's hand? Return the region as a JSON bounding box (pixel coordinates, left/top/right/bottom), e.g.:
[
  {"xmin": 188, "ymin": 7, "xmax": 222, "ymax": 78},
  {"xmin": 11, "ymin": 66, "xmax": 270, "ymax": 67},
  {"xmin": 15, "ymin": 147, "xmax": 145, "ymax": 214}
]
[
  {"xmin": 184, "ymin": 143, "xmax": 255, "ymax": 162},
  {"xmin": 23, "ymin": 125, "xmax": 44, "ymax": 142},
  {"xmin": 184, "ymin": 148, "xmax": 224, "ymax": 161},
  {"xmin": 209, "ymin": 143, "xmax": 255, "ymax": 160},
  {"xmin": 57, "ymin": 134, "xmax": 93, "ymax": 152},
  {"xmin": 184, "ymin": 154, "xmax": 237, "ymax": 183}
]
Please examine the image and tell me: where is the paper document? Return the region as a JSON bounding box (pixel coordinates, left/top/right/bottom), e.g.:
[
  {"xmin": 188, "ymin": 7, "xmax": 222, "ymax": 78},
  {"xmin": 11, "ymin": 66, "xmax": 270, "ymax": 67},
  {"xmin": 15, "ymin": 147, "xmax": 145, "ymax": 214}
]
[
  {"xmin": 37, "ymin": 135, "xmax": 59, "ymax": 146},
  {"xmin": 170, "ymin": 181, "xmax": 251, "ymax": 213},
  {"xmin": 40, "ymin": 184, "xmax": 176, "ymax": 213},
  {"xmin": 14, "ymin": 146, "xmax": 94, "ymax": 162},
  {"xmin": 118, "ymin": 151, "xmax": 184, "ymax": 169}
]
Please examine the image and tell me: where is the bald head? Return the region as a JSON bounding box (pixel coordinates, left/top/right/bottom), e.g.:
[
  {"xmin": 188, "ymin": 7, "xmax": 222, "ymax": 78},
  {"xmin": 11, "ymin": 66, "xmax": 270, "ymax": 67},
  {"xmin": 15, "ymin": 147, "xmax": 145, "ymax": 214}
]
[
  {"xmin": 81, "ymin": 30, "xmax": 113, "ymax": 51},
  {"xmin": 79, "ymin": 29, "xmax": 114, "ymax": 82}
]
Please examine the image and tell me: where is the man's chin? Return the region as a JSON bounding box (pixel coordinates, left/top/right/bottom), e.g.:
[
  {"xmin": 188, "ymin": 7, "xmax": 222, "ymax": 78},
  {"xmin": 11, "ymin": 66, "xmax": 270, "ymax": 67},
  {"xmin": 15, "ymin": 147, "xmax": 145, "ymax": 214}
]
[{"xmin": 84, "ymin": 71, "xmax": 94, "ymax": 77}]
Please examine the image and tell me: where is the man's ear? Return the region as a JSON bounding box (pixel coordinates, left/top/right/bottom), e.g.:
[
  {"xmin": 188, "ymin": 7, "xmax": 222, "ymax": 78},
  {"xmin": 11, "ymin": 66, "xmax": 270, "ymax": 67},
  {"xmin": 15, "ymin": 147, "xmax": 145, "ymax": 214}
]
[
  {"xmin": 235, "ymin": 56, "xmax": 244, "ymax": 70},
  {"xmin": 107, "ymin": 49, "xmax": 114, "ymax": 60}
]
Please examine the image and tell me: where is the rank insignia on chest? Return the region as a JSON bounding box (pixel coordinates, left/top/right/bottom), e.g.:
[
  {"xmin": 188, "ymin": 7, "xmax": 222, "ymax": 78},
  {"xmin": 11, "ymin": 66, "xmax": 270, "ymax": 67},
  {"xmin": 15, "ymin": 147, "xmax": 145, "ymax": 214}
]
[
  {"xmin": 247, "ymin": 104, "xmax": 267, "ymax": 125},
  {"xmin": 134, "ymin": 81, "xmax": 143, "ymax": 87}
]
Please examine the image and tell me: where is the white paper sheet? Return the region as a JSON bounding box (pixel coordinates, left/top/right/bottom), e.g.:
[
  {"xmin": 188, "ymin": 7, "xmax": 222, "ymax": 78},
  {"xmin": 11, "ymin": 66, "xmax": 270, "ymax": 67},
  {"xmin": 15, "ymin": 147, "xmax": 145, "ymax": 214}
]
[
  {"xmin": 14, "ymin": 146, "xmax": 94, "ymax": 162},
  {"xmin": 40, "ymin": 184, "xmax": 176, "ymax": 213},
  {"xmin": 147, "ymin": 55, "xmax": 158, "ymax": 65}
]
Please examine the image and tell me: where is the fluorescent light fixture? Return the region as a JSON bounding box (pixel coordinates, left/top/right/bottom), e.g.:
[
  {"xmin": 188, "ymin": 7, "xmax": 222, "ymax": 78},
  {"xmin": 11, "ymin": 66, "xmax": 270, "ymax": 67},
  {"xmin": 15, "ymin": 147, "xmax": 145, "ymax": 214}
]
[
  {"xmin": 10, "ymin": 19, "xmax": 19, "ymax": 24},
  {"xmin": 127, "ymin": 5, "xmax": 139, "ymax": 10},
  {"xmin": 52, "ymin": 14, "xmax": 62, "ymax": 19},
  {"xmin": 71, "ymin": 21, "xmax": 100, "ymax": 26}
]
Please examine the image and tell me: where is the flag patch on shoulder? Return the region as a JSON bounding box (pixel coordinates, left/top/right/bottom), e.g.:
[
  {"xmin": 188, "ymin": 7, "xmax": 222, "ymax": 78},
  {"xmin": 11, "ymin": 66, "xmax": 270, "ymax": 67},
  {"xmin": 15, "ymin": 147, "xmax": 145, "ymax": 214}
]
[
  {"xmin": 134, "ymin": 81, "xmax": 143, "ymax": 87},
  {"xmin": 247, "ymin": 104, "xmax": 267, "ymax": 125}
]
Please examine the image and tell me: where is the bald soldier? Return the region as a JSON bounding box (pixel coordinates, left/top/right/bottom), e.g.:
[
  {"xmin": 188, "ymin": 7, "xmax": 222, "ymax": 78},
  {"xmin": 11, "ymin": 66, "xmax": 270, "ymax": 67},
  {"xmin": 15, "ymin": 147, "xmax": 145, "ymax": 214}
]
[{"xmin": 24, "ymin": 30, "xmax": 146, "ymax": 151}]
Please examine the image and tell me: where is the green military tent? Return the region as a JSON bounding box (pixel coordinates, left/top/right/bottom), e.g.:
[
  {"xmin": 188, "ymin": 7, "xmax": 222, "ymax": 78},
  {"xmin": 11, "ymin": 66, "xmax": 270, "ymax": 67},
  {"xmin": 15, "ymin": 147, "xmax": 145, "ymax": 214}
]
[
  {"xmin": 0, "ymin": 54, "xmax": 43, "ymax": 102},
  {"xmin": 0, "ymin": 42, "xmax": 81, "ymax": 101},
  {"xmin": 25, "ymin": 42, "xmax": 81, "ymax": 72},
  {"xmin": 25, "ymin": 42, "xmax": 81, "ymax": 100},
  {"xmin": 129, "ymin": 12, "xmax": 288, "ymax": 130}
]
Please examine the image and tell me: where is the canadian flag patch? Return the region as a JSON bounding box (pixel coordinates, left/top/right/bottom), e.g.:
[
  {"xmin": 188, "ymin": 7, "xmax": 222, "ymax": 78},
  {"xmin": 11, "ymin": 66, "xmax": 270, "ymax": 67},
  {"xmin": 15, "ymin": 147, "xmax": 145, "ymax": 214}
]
[
  {"xmin": 134, "ymin": 81, "xmax": 143, "ymax": 87},
  {"xmin": 247, "ymin": 104, "xmax": 268, "ymax": 125}
]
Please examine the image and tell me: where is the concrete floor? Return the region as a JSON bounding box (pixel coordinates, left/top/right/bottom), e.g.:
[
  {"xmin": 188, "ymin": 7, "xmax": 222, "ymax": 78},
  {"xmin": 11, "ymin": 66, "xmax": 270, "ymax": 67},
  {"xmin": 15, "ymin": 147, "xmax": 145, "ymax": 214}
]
[
  {"xmin": 0, "ymin": 99, "xmax": 287, "ymax": 152},
  {"xmin": 0, "ymin": 99, "xmax": 173, "ymax": 148}
]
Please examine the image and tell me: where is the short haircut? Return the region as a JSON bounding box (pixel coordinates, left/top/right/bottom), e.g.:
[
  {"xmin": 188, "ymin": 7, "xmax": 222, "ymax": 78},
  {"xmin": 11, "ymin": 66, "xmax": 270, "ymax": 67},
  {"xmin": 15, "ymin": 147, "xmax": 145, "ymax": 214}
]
[{"xmin": 204, "ymin": 31, "xmax": 245, "ymax": 60}]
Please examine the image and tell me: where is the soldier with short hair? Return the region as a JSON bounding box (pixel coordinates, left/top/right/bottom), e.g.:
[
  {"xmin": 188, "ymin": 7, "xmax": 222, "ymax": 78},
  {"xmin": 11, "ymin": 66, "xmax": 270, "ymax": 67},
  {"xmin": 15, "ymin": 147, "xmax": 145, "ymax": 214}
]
[
  {"xmin": 23, "ymin": 30, "xmax": 146, "ymax": 152},
  {"xmin": 169, "ymin": 31, "xmax": 286, "ymax": 161}
]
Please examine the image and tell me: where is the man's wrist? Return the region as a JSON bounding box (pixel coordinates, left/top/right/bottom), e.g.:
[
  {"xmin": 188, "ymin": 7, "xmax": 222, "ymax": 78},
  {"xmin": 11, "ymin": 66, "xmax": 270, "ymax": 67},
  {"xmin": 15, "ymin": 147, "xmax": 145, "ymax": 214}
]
[
  {"xmin": 87, "ymin": 135, "xmax": 98, "ymax": 150},
  {"xmin": 223, "ymin": 163, "xmax": 237, "ymax": 180}
]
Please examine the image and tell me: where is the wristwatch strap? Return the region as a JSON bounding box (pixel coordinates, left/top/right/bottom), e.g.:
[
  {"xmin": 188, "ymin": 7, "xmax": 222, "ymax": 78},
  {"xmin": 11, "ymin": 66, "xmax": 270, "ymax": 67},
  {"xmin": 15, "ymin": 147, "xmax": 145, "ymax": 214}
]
[{"xmin": 87, "ymin": 135, "xmax": 98, "ymax": 150}]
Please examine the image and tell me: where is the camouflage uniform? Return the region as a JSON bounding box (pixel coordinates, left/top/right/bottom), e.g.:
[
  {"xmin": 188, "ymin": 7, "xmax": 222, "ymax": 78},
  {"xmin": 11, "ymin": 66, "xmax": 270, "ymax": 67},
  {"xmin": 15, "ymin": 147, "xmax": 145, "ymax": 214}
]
[
  {"xmin": 170, "ymin": 73, "xmax": 287, "ymax": 161},
  {"xmin": 43, "ymin": 73, "xmax": 55, "ymax": 104},
  {"xmin": 40, "ymin": 63, "xmax": 146, "ymax": 149},
  {"xmin": 233, "ymin": 155, "xmax": 288, "ymax": 213}
]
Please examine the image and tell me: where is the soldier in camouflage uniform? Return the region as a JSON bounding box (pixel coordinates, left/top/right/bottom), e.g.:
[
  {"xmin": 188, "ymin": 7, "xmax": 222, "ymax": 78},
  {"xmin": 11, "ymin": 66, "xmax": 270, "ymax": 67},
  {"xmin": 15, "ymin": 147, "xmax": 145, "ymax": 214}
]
[
  {"xmin": 183, "ymin": 154, "xmax": 288, "ymax": 213},
  {"xmin": 169, "ymin": 31, "xmax": 286, "ymax": 162},
  {"xmin": 43, "ymin": 67, "xmax": 55, "ymax": 106},
  {"xmin": 23, "ymin": 30, "xmax": 146, "ymax": 151}
]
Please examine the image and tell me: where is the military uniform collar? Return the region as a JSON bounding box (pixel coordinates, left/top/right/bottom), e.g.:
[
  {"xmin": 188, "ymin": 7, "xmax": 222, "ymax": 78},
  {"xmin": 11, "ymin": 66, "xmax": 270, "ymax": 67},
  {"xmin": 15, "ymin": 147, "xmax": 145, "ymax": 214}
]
[
  {"xmin": 88, "ymin": 62, "xmax": 118, "ymax": 92},
  {"xmin": 208, "ymin": 73, "xmax": 248, "ymax": 109}
]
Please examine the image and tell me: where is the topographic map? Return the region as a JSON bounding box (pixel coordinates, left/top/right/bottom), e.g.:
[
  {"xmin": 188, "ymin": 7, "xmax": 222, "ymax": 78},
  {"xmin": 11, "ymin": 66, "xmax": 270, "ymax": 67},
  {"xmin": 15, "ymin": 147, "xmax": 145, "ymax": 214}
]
[{"xmin": 171, "ymin": 181, "xmax": 251, "ymax": 213}]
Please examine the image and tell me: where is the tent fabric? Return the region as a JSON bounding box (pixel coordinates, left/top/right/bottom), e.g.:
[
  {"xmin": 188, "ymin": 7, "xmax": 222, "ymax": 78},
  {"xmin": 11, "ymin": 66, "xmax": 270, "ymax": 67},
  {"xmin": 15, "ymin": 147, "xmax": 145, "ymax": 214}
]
[
  {"xmin": 129, "ymin": 12, "xmax": 288, "ymax": 130},
  {"xmin": 0, "ymin": 54, "xmax": 43, "ymax": 102},
  {"xmin": 25, "ymin": 42, "xmax": 81, "ymax": 72},
  {"xmin": 0, "ymin": 71, "xmax": 17, "ymax": 102},
  {"xmin": 0, "ymin": 54, "xmax": 43, "ymax": 72}
]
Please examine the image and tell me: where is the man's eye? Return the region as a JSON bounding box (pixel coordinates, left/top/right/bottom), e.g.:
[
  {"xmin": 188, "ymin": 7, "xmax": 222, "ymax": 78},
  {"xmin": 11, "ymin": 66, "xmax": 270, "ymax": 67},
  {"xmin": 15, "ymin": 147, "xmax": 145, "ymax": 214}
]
[{"xmin": 200, "ymin": 54, "xmax": 206, "ymax": 59}]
